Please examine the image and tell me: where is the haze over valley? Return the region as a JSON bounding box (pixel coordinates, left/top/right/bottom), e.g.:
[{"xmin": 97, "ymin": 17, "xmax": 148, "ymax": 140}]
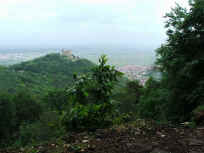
[{"xmin": 0, "ymin": 46, "xmax": 155, "ymax": 66}]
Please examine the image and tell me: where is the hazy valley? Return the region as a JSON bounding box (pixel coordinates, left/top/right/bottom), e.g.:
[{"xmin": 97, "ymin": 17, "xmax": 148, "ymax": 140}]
[{"xmin": 0, "ymin": 46, "xmax": 155, "ymax": 66}]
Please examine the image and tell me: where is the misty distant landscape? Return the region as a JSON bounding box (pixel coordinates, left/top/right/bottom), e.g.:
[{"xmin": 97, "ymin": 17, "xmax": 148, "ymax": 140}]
[{"xmin": 0, "ymin": 46, "xmax": 155, "ymax": 66}]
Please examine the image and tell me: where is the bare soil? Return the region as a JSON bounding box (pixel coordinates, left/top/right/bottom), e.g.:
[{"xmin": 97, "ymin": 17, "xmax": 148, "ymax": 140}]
[{"xmin": 1, "ymin": 124, "xmax": 204, "ymax": 153}]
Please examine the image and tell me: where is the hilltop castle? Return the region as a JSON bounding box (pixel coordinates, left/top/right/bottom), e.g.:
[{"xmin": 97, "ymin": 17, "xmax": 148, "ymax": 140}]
[{"xmin": 61, "ymin": 49, "xmax": 80, "ymax": 61}]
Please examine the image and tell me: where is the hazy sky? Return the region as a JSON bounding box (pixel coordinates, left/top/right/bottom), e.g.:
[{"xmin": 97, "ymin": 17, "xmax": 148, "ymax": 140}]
[{"xmin": 0, "ymin": 0, "xmax": 189, "ymax": 50}]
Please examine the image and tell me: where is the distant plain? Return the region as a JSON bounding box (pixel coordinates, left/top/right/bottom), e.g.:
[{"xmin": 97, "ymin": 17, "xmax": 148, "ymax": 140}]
[{"xmin": 0, "ymin": 47, "xmax": 155, "ymax": 66}]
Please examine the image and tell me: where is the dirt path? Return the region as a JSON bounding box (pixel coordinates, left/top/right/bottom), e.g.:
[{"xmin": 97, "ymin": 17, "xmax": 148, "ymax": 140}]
[{"xmin": 1, "ymin": 124, "xmax": 204, "ymax": 153}]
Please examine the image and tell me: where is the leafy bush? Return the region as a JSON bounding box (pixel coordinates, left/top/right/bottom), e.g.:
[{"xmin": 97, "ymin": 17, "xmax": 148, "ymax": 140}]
[
  {"xmin": 63, "ymin": 103, "xmax": 114, "ymax": 131},
  {"xmin": 18, "ymin": 111, "xmax": 65, "ymax": 146},
  {"xmin": 63, "ymin": 55, "xmax": 123, "ymax": 131},
  {"xmin": 0, "ymin": 92, "xmax": 43, "ymax": 147},
  {"xmin": 13, "ymin": 91, "xmax": 42, "ymax": 126},
  {"xmin": 137, "ymin": 78, "xmax": 169, "ymax": 121},
  {"xmin": 114, "ymin": 80, "xmax": 143, "ymax": 115},
  {"xmin": 43, "ymin": 89, "xmax": 70, "ymax": 113}
]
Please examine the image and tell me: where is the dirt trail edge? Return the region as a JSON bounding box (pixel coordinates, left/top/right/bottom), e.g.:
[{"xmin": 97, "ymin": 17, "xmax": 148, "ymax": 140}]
[{"xmin": 1, "ymin": 124, "xmax": 204, "ymax": 153}]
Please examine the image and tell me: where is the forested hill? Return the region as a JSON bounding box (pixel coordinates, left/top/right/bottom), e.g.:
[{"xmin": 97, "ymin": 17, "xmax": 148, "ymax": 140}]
[{"xmin": 0, "ymin": 53, "xmax": 95, "ymax": 94}]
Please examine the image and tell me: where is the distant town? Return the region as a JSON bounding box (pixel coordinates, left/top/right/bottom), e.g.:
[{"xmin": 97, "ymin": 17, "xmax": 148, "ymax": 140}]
[
  {"xmin": 61, "ymin": 50, "xmax": 153, "ymax": 85},
  {"xmin": 117, "ymin": 65, "xmax": 153, "ymax": 85}
]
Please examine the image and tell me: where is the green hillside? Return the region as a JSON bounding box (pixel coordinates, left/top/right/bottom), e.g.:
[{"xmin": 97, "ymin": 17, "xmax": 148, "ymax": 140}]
[{"xmin": 0, "ymin": 53, "xmax": 95, "ymax": 95}]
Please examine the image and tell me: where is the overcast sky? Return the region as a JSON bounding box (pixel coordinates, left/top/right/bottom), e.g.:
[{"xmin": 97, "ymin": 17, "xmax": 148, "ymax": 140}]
[{"xmin": 0, "ymin": 0, "xmax": 189, "ymax": 50}]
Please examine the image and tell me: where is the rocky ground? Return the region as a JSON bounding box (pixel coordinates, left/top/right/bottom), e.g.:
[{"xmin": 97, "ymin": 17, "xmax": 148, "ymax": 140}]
[{"xmin": 1, "ymin": 122, "xmax": 204, "ymax": 153}]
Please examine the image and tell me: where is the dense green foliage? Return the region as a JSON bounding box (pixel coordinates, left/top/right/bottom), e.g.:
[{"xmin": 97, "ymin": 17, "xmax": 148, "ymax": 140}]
[
  {"xmin": 0, "ymin": 93, "xmax": 16, "ymax": 143},
  {"xmin": 18, "ymin": 111, "xmax": 64, "ymax": 146},
  {"xmin": 14, "ymin": 91, "xmax": 42, "ymax": 126},
  {"xmin": 135, "ymin": 0, "xmax": 204, "ymax": 122},
  {"xmin": 43, "ymin": 89, "xmax": 69, "ymax": 113},
  {"xmin": 0, "ymin": 53, "xmax": 95, "ymax": 146},
  {"xmin": 63, "ymin": 55, "xmax": 123, "ymax": 131},
  {"xmin": 114, "ymin": 80, "xmax": 143, "ymax": 115},
  {"xmin": 154, "ymin": 0, "xmax": 204, "ymax": 122},
  {"xmin": 0, "ymin": 55, "xmax": 125, "ymax": 147},
  {"xmin": 111, "ymin": 0, "xmax": 204, "ymax": 124},
  {"xmin": 0, "ymin": 53, "xmax": 95, "ymax": 94},
  {"xmin": 137, "ymin": 78, "xmax": 169, "ymax": 121},
  {"xmin": 0, "ymin": 92, "xmax": 41, "ymax": 146}
]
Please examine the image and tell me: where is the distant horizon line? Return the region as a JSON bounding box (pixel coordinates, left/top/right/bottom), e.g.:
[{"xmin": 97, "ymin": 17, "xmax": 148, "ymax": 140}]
[{"xmin": 0, "ymin": 46, "xmax": 156, "ymax": 52}]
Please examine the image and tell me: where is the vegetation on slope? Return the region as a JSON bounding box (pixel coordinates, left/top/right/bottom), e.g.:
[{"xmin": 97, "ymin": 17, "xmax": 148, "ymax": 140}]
[
  {"xmin": 0, "ymin": 53, "xmax": 95, "ymax": 94},
  {"xmin": 0, "ymin": 55, "xmax": 125, "ymax": 147}
]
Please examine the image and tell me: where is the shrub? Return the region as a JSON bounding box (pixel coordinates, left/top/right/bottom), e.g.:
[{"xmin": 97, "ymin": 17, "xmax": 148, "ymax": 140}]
[
  {"xmin": 63, "ymin": 55, "xmax": 123, "ymax": 131},
  {"xmin": 13, "ymin": 91, "xmax": 42, "ymax": 126},
  {"xmin": 43, "ymin": 89, "xmax": 69, "ymax": 113},
  {"xmin": 137, "ymin": 78, "xmax": 169, "ymax": 121},
  {"xmin": 18, "ymin": 111, "xmax": 65, "ymax": 146},
  {"xmin": 63, "ymin": 103, "xmax": 114, "ymax": 131},
  {"xmin": 114, "ymin": 80, "xmax": 143, "ymax": 115}
]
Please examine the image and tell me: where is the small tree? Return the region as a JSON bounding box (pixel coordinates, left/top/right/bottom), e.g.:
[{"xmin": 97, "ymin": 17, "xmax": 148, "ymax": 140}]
[{"xmin": 63, "ymin": 55, "xmax": 123, "ymax": 131}]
